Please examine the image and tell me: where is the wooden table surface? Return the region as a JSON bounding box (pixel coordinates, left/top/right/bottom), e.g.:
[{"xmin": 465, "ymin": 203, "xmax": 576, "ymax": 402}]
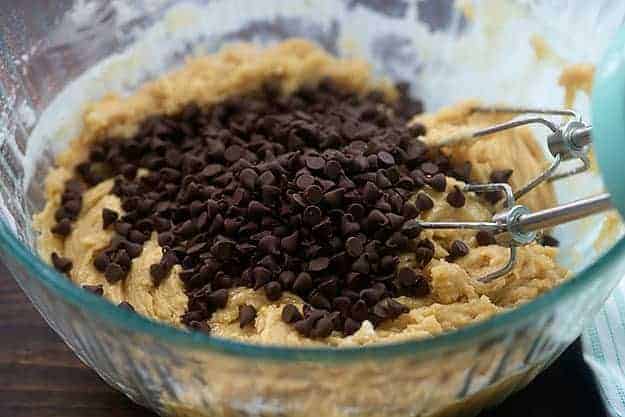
[
  {"xmin": 0, "ymin": 263, "xmax": 156, "ymax": 417},
  {"xmin": 0, "ymin": 261, "xmax": 606, "ymax": 417}
]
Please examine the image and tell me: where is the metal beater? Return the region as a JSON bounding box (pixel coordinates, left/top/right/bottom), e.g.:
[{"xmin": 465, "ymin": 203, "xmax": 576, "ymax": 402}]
[{"xmin": 417, "ymin": 106, "xmax": 614, "ymax": 283}]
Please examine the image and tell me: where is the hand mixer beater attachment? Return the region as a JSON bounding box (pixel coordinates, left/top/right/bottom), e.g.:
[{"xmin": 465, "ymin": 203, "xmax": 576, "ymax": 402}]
[{"xmin": 417, "ymin": 106, "xmax": 613, "ymax": 283}]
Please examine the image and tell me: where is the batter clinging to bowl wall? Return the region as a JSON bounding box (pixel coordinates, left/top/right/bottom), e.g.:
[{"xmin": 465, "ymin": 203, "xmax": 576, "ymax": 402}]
[{"xmin": 34, "ymin": 39, "xmax": 569, "ymax": 346}]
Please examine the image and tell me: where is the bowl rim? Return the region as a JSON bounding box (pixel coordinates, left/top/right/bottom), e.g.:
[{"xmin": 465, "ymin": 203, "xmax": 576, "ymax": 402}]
[{"xmin": 2, "ymin": 216, "xmax": 624, "ymax": 362}]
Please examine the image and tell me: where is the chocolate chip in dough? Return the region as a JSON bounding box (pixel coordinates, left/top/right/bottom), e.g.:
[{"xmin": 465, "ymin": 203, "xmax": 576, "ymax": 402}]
[
  {"xmin": 415, "ymin": 192, "xmax": 434, "ymax": 211},
  {"xmin": 118, "ymin": 301, "xmax": 135, "ymax": 311},
  {"xmin": 429, "ymin": 173, "xmax": 447, "ymax": 192},
  {"xmin": 476, "ymin": 230, "xmax": 497, "ymax": 246},
  {"xmin": 104, "ymin": 262, "xmax": 126, "ymax": 283},
  {"xmin": 282, "ymin": 304, "xmax": 303, "ymax": 324},
  {"xmin": 540, "ymin": 234, "xmax": 560, "ymax": 247},
  {"xmin": 102, "ymin": 208, "xmax": 119, "ymax": 229},
  {"xmin": 446, "ymin": 240, "xmax": 469, "ymax": 261},
  {"xmin": 446, "ymin": 185, "xmax": 466, "ymax": 208},
  {"xmin": 51, "ymin": 252, "xmax": 73, "ymax": 273},
  {"xmin": 51, "ymin": 219, "xmax": 72, "ymax": 237},
  {"xmin": 238, "ymin": 304, "xmax": 257, "ymax": 328},
  {"xmin": 82, "ymin": 284, "xmax": 104, "ymax": 296}
]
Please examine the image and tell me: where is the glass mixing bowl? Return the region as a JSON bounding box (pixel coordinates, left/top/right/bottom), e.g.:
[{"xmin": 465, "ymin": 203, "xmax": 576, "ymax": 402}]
[{"xmin": 2, "ymin": 1, "xmax": 625, "ymax": 416}]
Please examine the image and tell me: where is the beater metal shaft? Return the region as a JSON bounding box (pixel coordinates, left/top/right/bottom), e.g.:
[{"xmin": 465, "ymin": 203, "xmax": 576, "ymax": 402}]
[{"xmin": 416, "ymin": 106, "xmax": 615, "ymax": 282}]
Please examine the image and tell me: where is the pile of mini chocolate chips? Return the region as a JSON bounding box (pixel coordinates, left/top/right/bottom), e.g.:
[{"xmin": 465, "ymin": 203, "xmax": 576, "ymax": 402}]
[{"xmin": 49, "ymin": 78, "xmax": 553, "ymax": 338}]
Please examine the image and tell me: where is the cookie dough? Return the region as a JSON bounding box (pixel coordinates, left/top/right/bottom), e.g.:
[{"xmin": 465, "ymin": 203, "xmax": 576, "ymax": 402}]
[{"xmin": 34, "ymin": 39, "xmax": 568, "ymax": 347}]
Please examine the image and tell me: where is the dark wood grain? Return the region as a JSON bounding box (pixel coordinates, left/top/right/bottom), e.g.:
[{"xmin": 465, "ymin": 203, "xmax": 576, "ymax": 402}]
[
  {"xmin": 0, "ymin": 261, "xmax": 606, "ymax": 417},
  {"xmin": 0, "ymin": 263, "xmax": 157, "ymax": 417}
]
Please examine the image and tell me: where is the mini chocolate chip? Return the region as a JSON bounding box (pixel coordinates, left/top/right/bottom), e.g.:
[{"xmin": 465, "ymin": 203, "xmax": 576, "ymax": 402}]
[
  {"xmin": 446, "ymin": 185, "xmax": 466, "ymax": 208},
  {"xmin": 207, "ymin": 289, "xmax": 229, "ymax": 308},
  {"xmin": 401, "ymin": 219, "xmax": 422, "ymax": 238},
  {"xmin": 476, "ymin": 230, "xmax": 497, "ymax": 246},
  {"xmin": 252, "ymin": 266, "xmax": 272, "ymax": 288},
  {"xmin": 448, "ymin": 240, "xmax": 469, "ymax": 260},
  {"xmin": 412, "ymin": 274, "xmax": 431, "ymax": 297},
  {"xmin": 304, "ymin": 185, "xmax": 323, "ymax": 204},
  {"xmin": 311, "ymin": 316, "xmax": 333, "ymax": 338},
  {"xmin": 429, "ymin": 173, "xmax": 447, "ymax": 192},
  {"xmin": 82, "ymin": 284, "xmax": 103, "ymax": 296},
  {"xmin": 376, "ymin": 172, "xmax": 392, "ymax": 189},
  {"xmin": 118, "ymin": 301, "xmax": 135, "ymax": 311},
  {"xmin": 259, "ymin": 235, "xmax": 280, "ymax": 255},
  {"xmin": 128, "ymin": 230, "xmax": 147, "ymax": 244},
  {"xmin": 232, "ymin": 188, "xmax": 249, "ymax": 206},
  {"xmin": 352, "ymin": 255, "xmax": 370, "ymax": 274},
  {"xmin": 305, "ymin": 156, "xmax": 325, "ymax": 171},
  {"xmin": 484, "ymin": 190, "xmax": 503, "ymax": 205},
  {"xmin": 540, "ymin": 234, "xmax": 560, "ymax": 247},
  {"xmin": 415, "ymin": 192, "xmax": 434, "ymax": 211},
  {"xmin": 150, "ymin": 263, "xmax": 168, "ymax": 285},
  {"xmin": 397, "ymin": 267, "xmax": 417, "ymax": 287},
  {"xmin": 341, "ymin": 218, "xmax": 360, "ymax": 236},
  {"xmin": 347, "ymin": 203, "xmax": 365, "ymax": 219},
  {"xmin": 408, "ymin": 123, "xmax": 427, "ymax": 137},
  {"xmin": 126, "ymin": 241, "xmax": 144, "ymax": 258},
  {"xmin": 158, "ymin": 231, "xmax": 175, "ymax": 247},
  {"xmin": 240, "ymin": 168, "xmax": 258, "ymax": 190},
  {"xmin": 294, "ymin": 318, "xmax": 314, "ymax": 336},
  {"xmin": 332, "ymin": 296, "xmax": 351, "ymax": 315},
  {"xmin": 104, "ymin": 262, "xmax": 125, "ymax": 283},
  {"xmin": 93, "ymin": 252, "xmax": 110, "ymax": 272},
  {"xmin": 259, "ymin": 170, "xmax": 276, "ymax": 185},
  {"xmin": 420, "ymin": 162, "xmax": 439, "ymax": 175},
  {"xmin": 189, "ymin": 321, "xmax": 211, "ymax": 335},
  {"xmin": 378, "ymin": 151, "xmax": 395, "ymax": 166},
  {"xmin": 490, "ymin": 169, "xmax": 514, "ymax": 184},
  {"xmin": 248, "ymin": 200, "xmax": 271, "ymax": 217},
  {"xmin": 64, "ymin": 199, "xmax": 82, "ymax": 216},
  {"xmin": 350, "ymin": 299, "xmax": 369, "ymax": 321},
  {"xmin": 367, "ymin": 209, "xmax": 388, "ymax": 227},
  {"xmin": 361, "ymin": 288, "xmax": 383, "ymax": 306},
  {"xmin": 293, "ymin": 272, "xmax": 313, "ymax": 294},
  {"xmin": 278, "ymin": 270, "xmax": 296, "ymax": 289},
  {"xmin": 415, "ymin": 247, "xmax": 434, "ymax": 268},
  {"xmin": 325, "ymin": 160, "xmax": 342, "ymax": 179},
  {"xmin": 282, "ymin": 304, "xmax": 303, "ymax": 324},
  {"xmin": 224, "ymin": 145, "xmax": 243, "ymax": 162},
  {"xmin": 211, "ymin": 239, "xmax": 236, "ymax": 260},
  {"xmin": 310, "ymin": 292, "xmax": 332, "ymax": 310},
  {"xmin": 323, "ymin": 188, "xmax": 344, "ymax": 207},
  {"xmin": 177, "ymin": 220, "xmax": 197, "ymax": 238},
  {"xmin": 114, "ymin": 249, "xmax": 131, "ymax": 270},
  {"xmin": 239, "ymin": 305, "xmax": 257, "ymax": 328},
  {"xmin": 363, "ymin": 181, "xmax": 380, "ymax": 204},
  {"xmin": 308, "ymin": 257, "xmax": 330, "ymax": 272},
  {"xmin": 114, "ymin": 222, "xmax": 132, "ymax": 237},
  {"xmin": 65, "ymin": 178, "xmax": 84, "ymax": 193},
  {"xmin": 200, "ymin": 164, "xmax": 223, "ymax": 180},
  {"xmin": 280, "ymin": 231, "xmax": 299, "ymax": 253},
  {"xmin": 296, "ymin": 174, "xmax": 315, "ymax": 190},
  {"xmin": 389, "ymin": 298, "xmax": 410, "ymax": 316},
  {"xmin": 374, "ymin": 298, "xmax": 408, "ymax": 319},
  {"xmin": 387, "ymin": 213, "xmax": 405, "ymax": 230},
  {"xmin": 343, "ymin": 318, "xmax": 361, "ymax": 335},
  {"xmin": 345, "ymin": 236, "xmax": 364, "ymax": 257},
  {"xmin": 51, "ymin": 252, "xmax": 73, "ymax": 273},
  {"xmin": 303, "ymin": 205, "xmax": 322, "ymax": 226},
  {"xmin": 51, "ymin": 219, "xmax": 72, "ymax": 237},
  {"xmin": 264, "ymin": 281, "xmax": 283, "ymax": 301}
]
